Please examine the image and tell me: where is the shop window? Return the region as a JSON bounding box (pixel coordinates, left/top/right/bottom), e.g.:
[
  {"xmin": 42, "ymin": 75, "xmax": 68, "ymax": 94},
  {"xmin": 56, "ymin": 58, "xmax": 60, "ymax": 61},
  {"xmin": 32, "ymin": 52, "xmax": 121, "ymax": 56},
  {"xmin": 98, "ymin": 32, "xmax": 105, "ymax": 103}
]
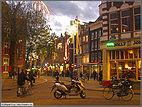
[
  {"xmin": 110, "ymin": 61, "xmax": 117, "ymax": 79},
  {"xmin": 116, "ymin": 51, "xmax": 119, "ymax": 59},
  {"xmin": 110, "ymin": 12, "xmax": 118, "ymax": 34},
  {"xmin": 129, "ymin": 49, "xmax": 133, "ymax": 59},
  {"xmin": 121, "ymin": 10, "xmax": 130, "ymax": 32},
  {"xmin": 3, "ymin": 58, "xmax": 9, "ymax": 72},
  {"xmin": 138, "ymin": 60, "xmax": 141, "ymax": 80},
  {"xmin": 125, "ymin": 50, "xmax": 128, "ymax": 59},
  {"xmin": 134, "ymin": 7, "xmax": 141, "ymax": 30},
  {"xmin": 121, "ymin": 51, "xmax": 124, "ymax": 59},
  {"xmin": 134, "ymin": 49, "xmax": 138, "ymax": 58},
  {"xmin": 138, "ymin": 48, "xmax": 141, "ymax": 58},
  {"xmin": 119, "ymin": 62, "xmax": 136, "ymax": 79},
  {"xmin": 112, "ymin": 50, "xmax": 115, "ymax": 59}
]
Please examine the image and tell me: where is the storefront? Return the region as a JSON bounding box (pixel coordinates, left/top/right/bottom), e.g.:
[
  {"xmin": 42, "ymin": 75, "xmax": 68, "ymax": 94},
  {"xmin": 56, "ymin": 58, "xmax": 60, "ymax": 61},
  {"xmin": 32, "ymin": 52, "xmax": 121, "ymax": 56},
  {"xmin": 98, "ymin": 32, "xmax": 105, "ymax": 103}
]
[{"xmin": 101, "ymin": 38, "xmax": 141, "ymax": 81}]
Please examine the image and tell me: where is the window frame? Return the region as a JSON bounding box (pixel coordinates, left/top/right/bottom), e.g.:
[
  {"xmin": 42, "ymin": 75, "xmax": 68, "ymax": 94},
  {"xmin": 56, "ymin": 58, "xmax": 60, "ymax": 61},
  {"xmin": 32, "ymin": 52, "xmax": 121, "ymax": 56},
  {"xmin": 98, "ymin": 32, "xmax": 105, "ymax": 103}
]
[
  {"xmin": 133, "ymin": 6, "xmax": 141, "ymax": 31},
  {"xmin": 109, "ymin": 12, "xmax": 119, "ymax": 34},
  {"xmin": 121, "ymin": 9, "xmax": 131, "ymax": 33}
]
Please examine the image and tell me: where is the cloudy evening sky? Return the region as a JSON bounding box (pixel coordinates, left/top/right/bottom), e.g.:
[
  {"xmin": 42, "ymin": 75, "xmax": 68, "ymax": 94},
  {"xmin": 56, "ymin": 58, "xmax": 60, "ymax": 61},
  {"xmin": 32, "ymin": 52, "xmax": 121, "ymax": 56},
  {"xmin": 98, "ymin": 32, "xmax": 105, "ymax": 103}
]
[{"xmin": 44, "ymin": 1, "xmax": 101, "ymax": 36}]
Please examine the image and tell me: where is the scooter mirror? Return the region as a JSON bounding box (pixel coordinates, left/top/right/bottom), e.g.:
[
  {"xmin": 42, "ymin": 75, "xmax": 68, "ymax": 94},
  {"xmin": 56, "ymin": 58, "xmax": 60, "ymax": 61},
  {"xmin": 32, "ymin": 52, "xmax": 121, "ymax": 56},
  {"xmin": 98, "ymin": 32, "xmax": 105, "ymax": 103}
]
[{"xmin": 55, "ymin": 76, "xmax": 59, "ymax": 81}]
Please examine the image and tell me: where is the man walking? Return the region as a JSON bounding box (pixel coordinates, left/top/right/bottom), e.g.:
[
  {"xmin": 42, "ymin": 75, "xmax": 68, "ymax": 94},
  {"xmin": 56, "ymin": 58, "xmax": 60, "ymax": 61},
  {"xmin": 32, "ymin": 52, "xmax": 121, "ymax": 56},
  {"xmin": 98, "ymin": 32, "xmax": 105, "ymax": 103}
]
[{"xmin": 93, "ymin": 70, "xmax": 97, "ymax": 80}]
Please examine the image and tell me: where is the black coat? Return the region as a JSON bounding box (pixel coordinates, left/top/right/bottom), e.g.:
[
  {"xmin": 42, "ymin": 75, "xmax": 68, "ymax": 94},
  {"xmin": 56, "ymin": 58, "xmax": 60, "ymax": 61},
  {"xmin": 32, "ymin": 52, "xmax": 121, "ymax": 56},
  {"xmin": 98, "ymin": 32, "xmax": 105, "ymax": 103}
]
[{"xmin": 17, "ymin": 71, "xmax": 29, "ymax": 86}]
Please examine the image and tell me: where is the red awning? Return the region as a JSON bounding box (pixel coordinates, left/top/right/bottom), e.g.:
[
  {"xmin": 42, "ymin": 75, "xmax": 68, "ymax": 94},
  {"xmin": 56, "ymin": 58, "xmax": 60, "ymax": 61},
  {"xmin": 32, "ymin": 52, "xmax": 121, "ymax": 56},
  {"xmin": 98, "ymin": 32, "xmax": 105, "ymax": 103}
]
[{"xmin": 89, "ymin": 62, "xmax": 99, "ymax": 65}]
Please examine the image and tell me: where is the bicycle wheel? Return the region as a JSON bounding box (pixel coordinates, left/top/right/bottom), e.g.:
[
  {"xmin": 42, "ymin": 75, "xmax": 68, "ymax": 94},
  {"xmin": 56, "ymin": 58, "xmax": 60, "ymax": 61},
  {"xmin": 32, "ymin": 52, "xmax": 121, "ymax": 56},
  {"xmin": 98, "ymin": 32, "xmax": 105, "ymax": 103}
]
[
  {"xmin": 121, "ymin": 89, "xmax": 134, "ymax": 101},
  {"xmin": 103, "ymin": 87, "xmax": 114, "ymax": 100}
]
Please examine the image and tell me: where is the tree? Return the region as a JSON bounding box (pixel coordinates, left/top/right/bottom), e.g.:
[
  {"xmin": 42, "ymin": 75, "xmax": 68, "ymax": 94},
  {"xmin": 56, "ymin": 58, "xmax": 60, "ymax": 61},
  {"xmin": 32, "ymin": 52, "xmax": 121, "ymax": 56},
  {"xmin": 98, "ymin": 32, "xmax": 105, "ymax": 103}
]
[{"xmin": 2, "ymin": 1, "xmax": 55, "ymax": 72}]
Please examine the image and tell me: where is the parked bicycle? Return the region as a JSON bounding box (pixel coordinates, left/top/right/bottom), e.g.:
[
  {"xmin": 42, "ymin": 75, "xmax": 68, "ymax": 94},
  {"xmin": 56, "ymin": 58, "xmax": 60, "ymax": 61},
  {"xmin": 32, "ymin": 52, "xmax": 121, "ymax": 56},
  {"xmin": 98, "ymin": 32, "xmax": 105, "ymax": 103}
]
[
  {"xmin": 103, "ymin": 78, "xmax": 134, "ymax": 101},
  {"xmin": 18, "ymin": 81, "xmax": 32, "ymax": 97}
]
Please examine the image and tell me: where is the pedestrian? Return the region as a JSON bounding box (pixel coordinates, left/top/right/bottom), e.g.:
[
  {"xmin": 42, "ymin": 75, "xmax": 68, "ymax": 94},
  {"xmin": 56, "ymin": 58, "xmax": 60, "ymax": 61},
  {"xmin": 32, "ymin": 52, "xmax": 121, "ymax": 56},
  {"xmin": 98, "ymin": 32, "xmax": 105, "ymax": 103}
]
[
  {"xmin": 62, "ymin": 71, "xmax": 64, "ymax": 77},
  {"xmin": 93, "ymin": 70, "xmax": 97, "ymax": 80},
  {"xmin": 87, "ymin": 72, "xmax": 89, "ymax": 80},
  {"xmin": 80, "ymin": 72, "xmax": 82, "ymax": 78},
  {"xmin": 99, "ymin": 70, "xmax": 102, "ymax": 81},
  {"xmin": 28, "ymin": 70, "xmax": 36, "ymax": 85},
  {"xmin": 17, "ymin": 69, "xmax": 29, "ymax": 97}
]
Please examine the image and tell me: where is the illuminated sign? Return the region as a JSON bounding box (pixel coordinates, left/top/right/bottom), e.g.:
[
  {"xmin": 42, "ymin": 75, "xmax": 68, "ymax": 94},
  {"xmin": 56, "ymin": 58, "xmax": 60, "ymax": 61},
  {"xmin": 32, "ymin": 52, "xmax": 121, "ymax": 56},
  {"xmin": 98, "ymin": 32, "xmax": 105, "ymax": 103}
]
[{"xmin": 106, "ymin": 43, "xmax": 115, "ymax": 47}]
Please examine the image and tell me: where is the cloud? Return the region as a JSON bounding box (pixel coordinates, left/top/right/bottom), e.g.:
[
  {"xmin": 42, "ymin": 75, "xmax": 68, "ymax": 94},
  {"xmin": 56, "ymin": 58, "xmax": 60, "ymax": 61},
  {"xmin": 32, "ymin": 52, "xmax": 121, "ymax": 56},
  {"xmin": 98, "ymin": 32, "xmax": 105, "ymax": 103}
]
[{"xmin": 44, "ymin": 1, "xmax": 101, "ymax": 36}]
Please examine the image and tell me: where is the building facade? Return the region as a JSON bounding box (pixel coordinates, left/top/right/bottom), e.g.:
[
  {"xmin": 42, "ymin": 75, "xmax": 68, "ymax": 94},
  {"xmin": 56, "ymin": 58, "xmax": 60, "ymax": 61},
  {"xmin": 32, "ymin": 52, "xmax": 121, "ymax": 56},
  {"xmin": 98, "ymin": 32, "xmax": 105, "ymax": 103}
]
[
  {"xmin": 88, "ymin": 17, "xmax": 103, "ymax": 75},
  {"xmin": 2, "ymin": 1, "xmax": 27, "ymax": 78},
  {"xmin": 99, "ymin": 1, "xmax": 141, "ymax": 81}
]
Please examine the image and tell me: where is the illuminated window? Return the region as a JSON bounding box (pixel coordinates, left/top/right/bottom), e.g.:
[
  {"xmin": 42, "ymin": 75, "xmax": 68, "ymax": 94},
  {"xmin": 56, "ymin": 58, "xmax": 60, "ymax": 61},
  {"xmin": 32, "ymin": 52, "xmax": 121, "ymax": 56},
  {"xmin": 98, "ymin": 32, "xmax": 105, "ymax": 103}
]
[
  {"xmin": 134, "ymin": 7, "xmax": 141, "ymax": 30},
  {"xmin": 129, "ymin": 49, "xmax": 133, "ymax": 59},
  {"xmin": 121, "ymin": 10, "xmax": 130, "ymax": 32},
  {"xmin": 83, "ymin": 36, "xmax": 85, "ymax": 42},
  {"xmin": 86, "ymin": 35, "xmax": 88, "ymax": 42},
  {"xmin": 3, "ymin": 58, "xmax": 9, "ymax": 73},
  {"xmin": 110, "ymin": 12, "xmax": 118, "ymax": 34}
]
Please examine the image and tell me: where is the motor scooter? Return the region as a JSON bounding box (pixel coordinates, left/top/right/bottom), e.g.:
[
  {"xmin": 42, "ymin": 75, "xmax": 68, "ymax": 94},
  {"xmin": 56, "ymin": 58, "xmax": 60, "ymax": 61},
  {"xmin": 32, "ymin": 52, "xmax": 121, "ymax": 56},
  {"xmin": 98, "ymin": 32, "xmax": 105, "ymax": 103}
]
[{"xmin": 50, "ymin": 76, "xmax": 86, "ymax": 99}]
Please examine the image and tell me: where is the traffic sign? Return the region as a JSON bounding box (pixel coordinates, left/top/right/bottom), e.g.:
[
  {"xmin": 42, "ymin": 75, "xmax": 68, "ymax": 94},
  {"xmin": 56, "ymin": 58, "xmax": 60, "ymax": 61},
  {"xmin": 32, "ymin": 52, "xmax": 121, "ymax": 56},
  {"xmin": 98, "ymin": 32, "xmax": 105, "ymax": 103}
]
[
  {"xmin": 18, "ymin": 60, "xmax": 22, "ymax": 65},
  {"xmin": 76, "ymin": 65, "xmax": 80, "ymax": 68}
]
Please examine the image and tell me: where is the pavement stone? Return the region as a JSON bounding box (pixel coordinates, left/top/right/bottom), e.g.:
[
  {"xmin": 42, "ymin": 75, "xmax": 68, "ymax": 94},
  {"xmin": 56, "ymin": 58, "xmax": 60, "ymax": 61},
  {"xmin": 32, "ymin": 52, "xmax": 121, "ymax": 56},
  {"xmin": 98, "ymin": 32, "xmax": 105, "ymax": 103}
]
[
  {"xmin": 1, "ymin": 75, "xmax": 141, "ymax": 95},
  {"xmin": 1, "ymin": 76, "xmax": 47, "ymax": 91},
  {"xmin": 52, "ymin": 76, "xmax": 141, "ymax": 95}
]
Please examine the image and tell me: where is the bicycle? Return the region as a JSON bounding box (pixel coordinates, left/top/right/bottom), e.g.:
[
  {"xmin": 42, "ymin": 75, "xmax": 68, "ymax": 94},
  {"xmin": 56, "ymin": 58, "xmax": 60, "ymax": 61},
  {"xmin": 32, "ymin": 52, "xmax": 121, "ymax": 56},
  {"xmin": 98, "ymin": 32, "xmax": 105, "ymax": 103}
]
[
  {"xmin": 18, "ymin": 81, "xmax": 32, "ymax": 97},
  {"xmin": 103, "ymin": 79, "xmax": 134, "ymax": 101}
]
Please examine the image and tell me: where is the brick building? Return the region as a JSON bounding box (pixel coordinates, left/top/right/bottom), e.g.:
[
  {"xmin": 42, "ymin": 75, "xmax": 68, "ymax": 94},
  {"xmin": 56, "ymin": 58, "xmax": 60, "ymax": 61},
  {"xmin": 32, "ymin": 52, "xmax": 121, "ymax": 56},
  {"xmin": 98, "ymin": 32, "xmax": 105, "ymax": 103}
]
[{"xmin": 99, "ymin": 1, "xmax": 141, "ymax": 81}]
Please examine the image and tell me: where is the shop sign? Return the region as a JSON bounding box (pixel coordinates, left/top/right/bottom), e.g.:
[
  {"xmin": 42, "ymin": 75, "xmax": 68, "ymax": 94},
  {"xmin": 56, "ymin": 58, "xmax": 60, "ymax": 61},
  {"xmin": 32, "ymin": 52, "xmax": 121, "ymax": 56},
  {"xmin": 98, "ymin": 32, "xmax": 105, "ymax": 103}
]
[
  {"xmin": 106, "ymin": 39, "xmax": 141, "ymax": 48},
  {"xmin": 133, "ymin": 40, "xmax": 141, "ymax": 45},
  {"xmin": 115, "ymin": 42, "xmax": 126, "ymax": 47}
]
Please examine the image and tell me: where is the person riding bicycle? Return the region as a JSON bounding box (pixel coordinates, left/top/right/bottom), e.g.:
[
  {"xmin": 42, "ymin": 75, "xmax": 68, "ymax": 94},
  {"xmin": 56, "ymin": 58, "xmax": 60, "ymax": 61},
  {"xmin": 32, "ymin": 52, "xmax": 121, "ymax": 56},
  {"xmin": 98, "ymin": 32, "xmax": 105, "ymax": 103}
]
[
  {"xmin": 28, "ymin": 70, "xmax": 36, "ymax": 85},
  {"xmin": 17, "ymin": 69, "xmax": 30, "ymax": 97}
]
